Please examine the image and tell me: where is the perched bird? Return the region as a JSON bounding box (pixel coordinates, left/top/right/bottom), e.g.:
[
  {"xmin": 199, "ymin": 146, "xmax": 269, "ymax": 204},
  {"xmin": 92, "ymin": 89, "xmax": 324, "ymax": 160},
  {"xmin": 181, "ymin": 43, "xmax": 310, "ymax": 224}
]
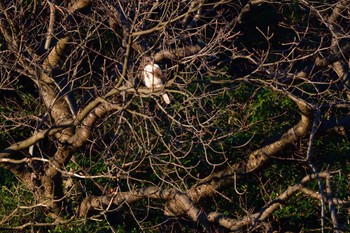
[{"xmin": 142, "ymin": 60, "xmax": 170, "ymax": 104}]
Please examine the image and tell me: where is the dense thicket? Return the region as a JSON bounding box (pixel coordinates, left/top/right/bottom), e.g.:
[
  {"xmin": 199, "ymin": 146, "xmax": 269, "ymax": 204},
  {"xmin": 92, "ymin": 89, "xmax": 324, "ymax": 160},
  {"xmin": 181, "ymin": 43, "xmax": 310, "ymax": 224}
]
[{"xmin": 1, "ymin": 0, "xmax": 350, "ymax": 232}]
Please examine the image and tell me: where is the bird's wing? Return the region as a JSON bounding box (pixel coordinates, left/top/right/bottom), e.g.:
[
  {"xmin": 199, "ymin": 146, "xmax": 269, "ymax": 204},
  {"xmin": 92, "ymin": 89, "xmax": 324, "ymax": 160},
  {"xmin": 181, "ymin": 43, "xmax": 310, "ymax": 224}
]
[{"xmin": 153, "ymin": 65, "xmax": 165, "ymax": 84}]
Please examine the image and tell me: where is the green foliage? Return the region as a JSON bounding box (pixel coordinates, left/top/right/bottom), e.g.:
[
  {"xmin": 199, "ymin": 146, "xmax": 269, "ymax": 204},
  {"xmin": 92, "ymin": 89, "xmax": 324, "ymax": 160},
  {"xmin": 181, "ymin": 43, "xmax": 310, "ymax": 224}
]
[
  {"xmin": 247, "ymin": 88, "xmax": 296, "ymax": 132},
  {"xmin": 0, "ymin": 167, "xmax": 16, "ymax": 186},
  {"xmin": 23, "ymin": 0, "xmax": 33, "ymax": 5},
  {"xmin": 0, "ymin": 185, "xmax": 38, "ymax": 232},
  {"xmin": 48, "ymin": 220, "xmax": 112, "ymax": 233}
]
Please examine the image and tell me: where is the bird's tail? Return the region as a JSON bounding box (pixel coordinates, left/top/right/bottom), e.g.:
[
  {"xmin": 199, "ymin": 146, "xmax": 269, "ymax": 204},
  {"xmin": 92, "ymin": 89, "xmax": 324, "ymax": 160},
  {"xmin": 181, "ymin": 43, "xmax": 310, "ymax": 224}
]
[{"xmin": 162, "ymin": 93, "xmax": 170, "ymax": 104}]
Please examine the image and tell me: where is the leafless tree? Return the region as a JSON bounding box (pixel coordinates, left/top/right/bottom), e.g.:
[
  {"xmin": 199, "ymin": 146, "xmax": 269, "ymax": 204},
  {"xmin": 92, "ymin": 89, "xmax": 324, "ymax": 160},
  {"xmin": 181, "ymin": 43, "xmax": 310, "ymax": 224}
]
[{"xmin": 0, "ymin": 0, "xmax": 350, "ymax": 232}]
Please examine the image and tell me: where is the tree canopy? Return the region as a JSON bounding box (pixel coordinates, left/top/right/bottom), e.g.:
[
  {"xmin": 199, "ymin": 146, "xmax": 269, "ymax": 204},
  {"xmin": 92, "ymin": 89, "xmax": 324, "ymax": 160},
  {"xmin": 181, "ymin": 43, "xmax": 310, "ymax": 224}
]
[{"xmin": 0, "ymin": 0, "xmax": 350, "ymax": 232}]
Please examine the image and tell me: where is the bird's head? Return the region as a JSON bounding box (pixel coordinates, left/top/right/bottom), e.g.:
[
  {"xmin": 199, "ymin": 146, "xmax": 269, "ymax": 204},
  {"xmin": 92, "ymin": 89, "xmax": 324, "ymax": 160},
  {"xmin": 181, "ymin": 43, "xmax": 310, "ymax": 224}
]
[{"xmin": 143, "ymin": 56, "xmax": 154, "ymax": 65}]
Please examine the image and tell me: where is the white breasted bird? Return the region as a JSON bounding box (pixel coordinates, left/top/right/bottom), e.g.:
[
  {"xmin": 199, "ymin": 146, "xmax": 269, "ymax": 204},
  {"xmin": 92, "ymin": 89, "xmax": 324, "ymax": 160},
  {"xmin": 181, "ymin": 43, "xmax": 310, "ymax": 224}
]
[{"xmin": 142, "ymin": 59, "xmax": 170, "ymax": 104}]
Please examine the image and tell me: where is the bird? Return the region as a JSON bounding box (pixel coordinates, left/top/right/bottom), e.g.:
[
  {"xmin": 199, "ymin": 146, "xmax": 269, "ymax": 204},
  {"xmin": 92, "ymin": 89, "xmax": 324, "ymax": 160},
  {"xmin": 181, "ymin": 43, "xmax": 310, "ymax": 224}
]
[{"xmin": 142, "ymin": 59, "xmax": 170, "ymax": 104}]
